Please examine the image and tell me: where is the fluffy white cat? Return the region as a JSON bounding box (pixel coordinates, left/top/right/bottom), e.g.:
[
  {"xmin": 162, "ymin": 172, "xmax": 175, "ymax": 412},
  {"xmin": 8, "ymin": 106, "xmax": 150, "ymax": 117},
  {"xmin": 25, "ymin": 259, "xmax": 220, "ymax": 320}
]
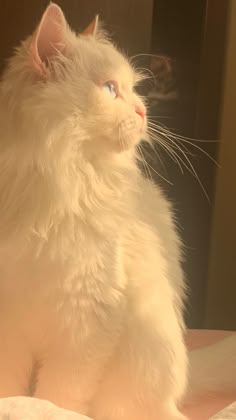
[{"xmin": 0, "ymin": 4, "xmax": 235, "ymax": 420}]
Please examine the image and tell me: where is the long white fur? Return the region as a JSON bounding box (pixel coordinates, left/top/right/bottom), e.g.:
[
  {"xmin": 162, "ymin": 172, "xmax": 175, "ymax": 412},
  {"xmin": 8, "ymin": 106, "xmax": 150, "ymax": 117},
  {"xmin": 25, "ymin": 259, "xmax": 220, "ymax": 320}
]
[{"xmin": 0, "ymin": 4, "xmax": 235, "ymax": 420}]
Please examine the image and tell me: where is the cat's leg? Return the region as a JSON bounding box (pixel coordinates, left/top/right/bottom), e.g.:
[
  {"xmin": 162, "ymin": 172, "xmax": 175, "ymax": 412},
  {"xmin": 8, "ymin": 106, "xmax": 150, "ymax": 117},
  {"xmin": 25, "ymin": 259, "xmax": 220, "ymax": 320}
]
[
  {"xmin": 34, "ymin": 243, "xmax": 126, "ymax": 414},
  {"xmin": 0, "ymin": 321, "xmax": 32, "ymax": 396},
  {"xmin": 34, "ymin": 323, "xmax": 121, "ymax": 415},
  {"xmin": 90, "ymin": 293, "xmax": 188, "ymax": 420}
]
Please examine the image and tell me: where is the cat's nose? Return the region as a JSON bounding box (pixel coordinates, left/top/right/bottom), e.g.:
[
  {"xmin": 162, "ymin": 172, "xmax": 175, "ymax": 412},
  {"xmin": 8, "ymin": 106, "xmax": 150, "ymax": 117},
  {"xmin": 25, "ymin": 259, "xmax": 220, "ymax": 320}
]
[{"xmin": 135, "ymin": 105, "xmax": 146, "ymax": 121}]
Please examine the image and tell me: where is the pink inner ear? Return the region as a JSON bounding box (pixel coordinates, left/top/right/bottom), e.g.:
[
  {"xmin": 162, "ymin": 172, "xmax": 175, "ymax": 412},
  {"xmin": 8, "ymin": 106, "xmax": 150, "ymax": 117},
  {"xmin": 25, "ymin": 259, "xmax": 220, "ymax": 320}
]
[
  {"xmin": 83, "ymin": 15, "xmax": 99, "ymax": 36},
  {"xmin": 31, "ymin": 3, "xmax": 67, "ymax": 72}
]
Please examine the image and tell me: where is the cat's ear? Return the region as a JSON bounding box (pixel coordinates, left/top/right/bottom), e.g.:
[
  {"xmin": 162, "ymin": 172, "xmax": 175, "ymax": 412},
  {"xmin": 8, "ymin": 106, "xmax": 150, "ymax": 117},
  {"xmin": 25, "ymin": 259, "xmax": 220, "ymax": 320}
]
[
  {"xmin": 82, "ymin": 16, "xmax": 99, "ymax": 37},
  {"xmin": 30, "ymin": 3, "xmax": 69, "ymax": 76}
]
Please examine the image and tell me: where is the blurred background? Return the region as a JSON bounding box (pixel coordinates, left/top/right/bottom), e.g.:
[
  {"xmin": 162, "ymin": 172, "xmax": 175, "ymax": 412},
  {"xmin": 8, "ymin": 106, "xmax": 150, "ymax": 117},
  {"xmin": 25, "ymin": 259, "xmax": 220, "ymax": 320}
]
[{"xmin": 0, "ymin": 0, "xmax": 235, "ymax": 329}]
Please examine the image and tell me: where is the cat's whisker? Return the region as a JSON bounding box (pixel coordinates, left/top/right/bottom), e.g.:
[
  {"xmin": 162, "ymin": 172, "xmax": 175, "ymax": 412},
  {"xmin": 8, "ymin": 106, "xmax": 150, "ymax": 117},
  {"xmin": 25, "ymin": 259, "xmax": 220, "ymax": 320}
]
[
  {"xmin": 144, "ymin": 132, "xmax": 175, "ymax": 171},
  {"xmin": 147, "ymin": 131, "xmax": 185, "ymax": 175},
  {"xmin": 145, "ymin": 160, "xmax": 173, "ymax": 185},
  {"xmin": 131, "ymin": 53, "xmax": 172, "ymax": 62},
  {"xmin": 148, "ymin": 126, "xmax": 196, "ymax": 159},
  {"xmin": 143, "ymin": 146, "xmax": 169, "ymax": 178},
  {"xmin": 146, "ymin": 126, "xmax": 211, "ymax": 201},
  {"xmin": 148, "ymin": 116, "xmax": 173, "ymax": 121},
  {"xmin": 147, "ymin": 141, "xmax": 168, "ymax": 175},
  {"xmin": 142, "ymin": 140, "xmax": 168, "ymax": 175},
  {"xmin": 158, "ymin": 130, "xmax": 197, "ymax": 159},
  {"xmin": 175, "ymin": 142, "xmax": 211, "ymax": 202},
  {"xmin": 148, "ymin": 119, "xmax": 219, "ymax": 144},
  {"xmin": 147, "ymin": 126, "xmax": 187, "ymax": 164},
  {"xmin": 137, "ymin": 145, "xmax": 153, "ymax": 182},
  {"xmin": 137, "ymin": 144, "xmax": 173, "ymax": 186},
  {"xmin": 175, "ymin": 137, "xmax": 220, "ymax": 167},
  {"xmin": 147, "ymin": 122, "xmax": 219, "ymax": 166},
  {"xmin": 137, "ymin": 145, "xmax": 147, "ymax": 178},
  {"xmin": 157, "ymin": 141, "xmax": 185, "ymax": 175},
  {"xmin": 149, "ymin": 135, "xmax": 195, "ymax": 180}
]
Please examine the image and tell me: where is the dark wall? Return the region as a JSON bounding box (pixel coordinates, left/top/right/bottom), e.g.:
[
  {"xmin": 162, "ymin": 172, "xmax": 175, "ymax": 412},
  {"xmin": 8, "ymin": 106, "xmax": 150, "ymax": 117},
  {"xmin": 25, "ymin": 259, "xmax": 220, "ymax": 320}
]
[
  {"xmin": 150, "ymin": 0, "xmax": 229, "ymax": 327},
  {"xmin": 0, "ymin": 0, "xmax": 153, "ymax": 74}
]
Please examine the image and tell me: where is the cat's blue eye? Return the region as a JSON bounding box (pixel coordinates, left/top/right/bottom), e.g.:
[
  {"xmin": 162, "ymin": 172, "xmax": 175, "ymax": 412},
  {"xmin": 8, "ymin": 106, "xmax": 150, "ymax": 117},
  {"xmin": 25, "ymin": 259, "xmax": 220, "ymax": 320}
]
[{"xmin": 103, "ymin": 81, "xmax": 118, "ymax": 99}]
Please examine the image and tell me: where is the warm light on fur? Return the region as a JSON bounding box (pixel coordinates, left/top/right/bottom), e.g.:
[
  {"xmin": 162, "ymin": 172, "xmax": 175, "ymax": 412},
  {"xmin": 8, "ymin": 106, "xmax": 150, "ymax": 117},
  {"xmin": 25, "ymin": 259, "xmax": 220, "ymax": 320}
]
[{"xmin": 0, "ymin": 3, "xmax": 235, "ymax": 420}]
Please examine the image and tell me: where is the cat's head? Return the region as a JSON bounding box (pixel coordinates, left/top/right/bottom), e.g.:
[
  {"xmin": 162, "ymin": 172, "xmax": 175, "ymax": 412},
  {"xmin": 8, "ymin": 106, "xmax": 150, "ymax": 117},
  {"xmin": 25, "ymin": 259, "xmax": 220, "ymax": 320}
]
[{"xmin": 1, "ymin": 3, "xmax": 146, "ymax": 161}]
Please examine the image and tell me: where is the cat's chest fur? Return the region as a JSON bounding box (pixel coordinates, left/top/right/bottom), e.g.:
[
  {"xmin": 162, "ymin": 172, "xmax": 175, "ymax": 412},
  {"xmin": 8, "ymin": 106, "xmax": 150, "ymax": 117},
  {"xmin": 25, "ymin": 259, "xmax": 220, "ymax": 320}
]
[{"xmin": 0, "ymin": 218, "xmax": 127, "ymax": 341}]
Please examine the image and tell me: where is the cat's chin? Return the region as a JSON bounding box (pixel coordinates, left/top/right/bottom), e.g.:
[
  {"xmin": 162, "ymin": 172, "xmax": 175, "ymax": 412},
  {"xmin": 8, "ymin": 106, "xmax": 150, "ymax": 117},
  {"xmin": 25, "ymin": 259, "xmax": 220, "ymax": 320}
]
[
  {"xmin": 116, "ymin": 128, "xmax": 146, "ymax": 153},
  {"xmin": 116, "ymin": 137, "xmax": 141, "ymax": 153},
  {"xmin": 91, "ymin": 135, "xmax": 141, "ymax": 155}
]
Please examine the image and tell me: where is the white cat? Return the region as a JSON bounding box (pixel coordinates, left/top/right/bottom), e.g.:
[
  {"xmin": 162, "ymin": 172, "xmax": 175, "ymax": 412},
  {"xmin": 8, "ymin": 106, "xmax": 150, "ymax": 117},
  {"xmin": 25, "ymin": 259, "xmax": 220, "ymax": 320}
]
[{"xmin": 0, "ymin": 4, "xmax": 235, "ymax": 420}]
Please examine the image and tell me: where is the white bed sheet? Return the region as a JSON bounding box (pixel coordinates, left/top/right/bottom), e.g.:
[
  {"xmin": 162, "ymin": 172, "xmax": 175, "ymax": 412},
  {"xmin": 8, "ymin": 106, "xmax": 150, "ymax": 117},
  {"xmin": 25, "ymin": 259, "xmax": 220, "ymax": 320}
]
[{"xmin": 0, "ymin": 397, "xmax": 92, "ymax": 420}]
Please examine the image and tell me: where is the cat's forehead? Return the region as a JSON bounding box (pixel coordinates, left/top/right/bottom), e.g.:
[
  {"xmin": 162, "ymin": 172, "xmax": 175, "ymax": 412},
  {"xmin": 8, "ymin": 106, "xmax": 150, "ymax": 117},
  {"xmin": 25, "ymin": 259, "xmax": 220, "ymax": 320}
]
[{"xmin": 76, "ymin": 37, "xmax": 135, "ymax": 85}]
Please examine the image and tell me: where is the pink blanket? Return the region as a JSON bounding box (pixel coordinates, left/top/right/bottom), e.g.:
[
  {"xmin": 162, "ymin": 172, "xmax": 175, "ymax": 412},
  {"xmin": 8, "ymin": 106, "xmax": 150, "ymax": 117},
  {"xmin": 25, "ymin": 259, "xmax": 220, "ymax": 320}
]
[{"xmin": 183, "ymin": 330, "xmax": 236, "ymax": 419}]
